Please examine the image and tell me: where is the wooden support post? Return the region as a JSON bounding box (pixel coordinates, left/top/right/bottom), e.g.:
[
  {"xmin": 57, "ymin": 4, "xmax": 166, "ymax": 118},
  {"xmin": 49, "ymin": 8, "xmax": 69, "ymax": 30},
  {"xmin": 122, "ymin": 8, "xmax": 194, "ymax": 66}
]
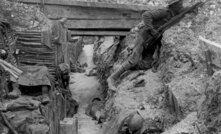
[{"xmin": 60, "ymin": 117, "xmax": 78, "ymax": 134}]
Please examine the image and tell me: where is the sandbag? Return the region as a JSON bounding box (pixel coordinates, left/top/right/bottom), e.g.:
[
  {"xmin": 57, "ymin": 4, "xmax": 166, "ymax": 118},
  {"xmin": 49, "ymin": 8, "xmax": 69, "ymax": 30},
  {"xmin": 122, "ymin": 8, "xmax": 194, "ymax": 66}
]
[
  {"xmin": 6, "ymin": 96, "xmax": 40, "ymax": 111},
  {"xmin": 6, "ymin": 109, "xmax": 48, "ymax": 133},
  {"xmin": 25, "ymin": 124, "xmax": 49, "ymax": 134},
  {"xmin": 18, "ymin": 66, "xmax": 51, "ymax": 87}
]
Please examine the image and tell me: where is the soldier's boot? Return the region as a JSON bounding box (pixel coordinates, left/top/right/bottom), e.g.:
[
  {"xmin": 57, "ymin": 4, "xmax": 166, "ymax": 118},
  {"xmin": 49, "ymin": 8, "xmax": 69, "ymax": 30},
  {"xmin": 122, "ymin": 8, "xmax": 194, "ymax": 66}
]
[{"xmin": 107, "ymin": 67, "xmax": 126, "ymax": 91}]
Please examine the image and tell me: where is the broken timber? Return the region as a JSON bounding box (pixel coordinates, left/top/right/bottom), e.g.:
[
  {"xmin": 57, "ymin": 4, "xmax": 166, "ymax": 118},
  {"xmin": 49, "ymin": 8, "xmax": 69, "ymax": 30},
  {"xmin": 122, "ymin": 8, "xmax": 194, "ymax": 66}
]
[{"xmin": 18, "ymin": 0, "xmax": 149, "ymax": 36}]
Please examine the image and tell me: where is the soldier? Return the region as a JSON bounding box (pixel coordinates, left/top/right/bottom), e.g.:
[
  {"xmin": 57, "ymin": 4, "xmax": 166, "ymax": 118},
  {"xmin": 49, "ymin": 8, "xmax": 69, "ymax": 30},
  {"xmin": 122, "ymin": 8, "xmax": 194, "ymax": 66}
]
[
  {"xmin": 107, "ymin": 0, "xmax": 191, "ymax": 91},
  {"xmin": 85, "ymin": 98, "xmax": 105, "ymax": 124},
  {"xmin": 58, "ymin": 63, "xmax": 70, "ymax": 89}
]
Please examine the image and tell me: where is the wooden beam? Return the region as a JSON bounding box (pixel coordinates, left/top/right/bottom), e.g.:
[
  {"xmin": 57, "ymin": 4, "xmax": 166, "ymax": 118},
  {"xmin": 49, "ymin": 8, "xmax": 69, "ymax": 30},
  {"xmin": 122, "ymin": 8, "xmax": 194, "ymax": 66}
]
[
  {"xmin": 18, "ymin": 0, "xmax": 150, "ymax": 11},
  {"xmin": 45, "ymin": 5, "xmax": 141, "ymax": 20},
  {"xmin": 70, "ymin": 30, "xmax": 129, "ymax": 36},
  {"xmin": 18, "ymin": 0, "xmax": 143, "ymax": 29},
  {"xmin": 64, "ymin": 19, "xmax": 139, "ymax": 29}
]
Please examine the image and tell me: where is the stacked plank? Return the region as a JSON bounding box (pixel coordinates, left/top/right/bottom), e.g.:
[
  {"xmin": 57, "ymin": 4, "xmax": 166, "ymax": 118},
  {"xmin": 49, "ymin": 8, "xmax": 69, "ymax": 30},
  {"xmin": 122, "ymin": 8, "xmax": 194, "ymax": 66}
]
[{"xmin": 16, "ymin": 31, "xmax": 56, "ymax": 74}]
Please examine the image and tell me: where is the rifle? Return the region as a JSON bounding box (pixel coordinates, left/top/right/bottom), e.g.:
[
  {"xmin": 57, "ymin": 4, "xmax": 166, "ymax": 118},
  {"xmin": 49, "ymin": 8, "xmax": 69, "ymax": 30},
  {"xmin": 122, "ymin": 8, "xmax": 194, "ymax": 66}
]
[{"xmin": 144, "ymin": 1, "xmax": 205, "ymax": 47}]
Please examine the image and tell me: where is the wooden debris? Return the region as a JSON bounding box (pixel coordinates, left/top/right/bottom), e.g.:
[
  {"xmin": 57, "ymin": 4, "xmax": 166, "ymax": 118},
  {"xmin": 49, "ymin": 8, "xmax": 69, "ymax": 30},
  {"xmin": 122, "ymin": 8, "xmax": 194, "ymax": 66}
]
[
  {"xmin": 0, "ymin": 59, "xmax": 23, "ymax": 79},
  {"xmin": 0, "ymin": 112, "xmax": 18, "ymax": 134}
]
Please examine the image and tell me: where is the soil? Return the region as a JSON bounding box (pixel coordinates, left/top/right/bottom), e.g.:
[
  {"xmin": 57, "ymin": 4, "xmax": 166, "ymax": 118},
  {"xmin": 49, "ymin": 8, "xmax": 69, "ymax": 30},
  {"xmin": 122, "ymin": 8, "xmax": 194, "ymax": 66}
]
[{"xmin": 70, "ymin": 44, "xmax": 103, "ymax": 134}]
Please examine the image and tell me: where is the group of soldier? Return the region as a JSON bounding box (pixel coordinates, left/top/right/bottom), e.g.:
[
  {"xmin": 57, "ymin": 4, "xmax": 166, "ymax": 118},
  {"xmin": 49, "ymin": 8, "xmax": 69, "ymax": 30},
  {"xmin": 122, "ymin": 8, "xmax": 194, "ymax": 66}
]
[
  {"xmin": 107, "ymin": 0, "xmax": 198, "ymax": 91},
  {"xmin": 106, "ymin": 0, "xmax": 201, "ymax": 133}
]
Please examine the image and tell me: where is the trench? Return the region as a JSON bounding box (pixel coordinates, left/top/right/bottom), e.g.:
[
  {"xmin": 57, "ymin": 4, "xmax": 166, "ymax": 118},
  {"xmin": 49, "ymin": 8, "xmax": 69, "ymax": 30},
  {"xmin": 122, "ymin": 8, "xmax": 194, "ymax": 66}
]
[{"xmin": 69, "ymin": 43, "xmax": 104, "ymax": 134}]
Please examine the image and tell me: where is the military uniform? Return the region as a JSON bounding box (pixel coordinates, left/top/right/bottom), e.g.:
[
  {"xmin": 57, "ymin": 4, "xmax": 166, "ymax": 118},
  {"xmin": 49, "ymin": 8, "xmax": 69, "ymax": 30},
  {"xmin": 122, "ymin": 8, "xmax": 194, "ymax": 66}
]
[{"xmin": 107, "ymin": 0, "xmax": 187, "ymax": 91}]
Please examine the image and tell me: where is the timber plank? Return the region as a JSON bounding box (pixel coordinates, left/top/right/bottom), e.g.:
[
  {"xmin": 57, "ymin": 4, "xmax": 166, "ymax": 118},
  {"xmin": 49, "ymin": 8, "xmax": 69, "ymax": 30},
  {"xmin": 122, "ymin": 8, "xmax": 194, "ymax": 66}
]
[
  {"xmin": 70, "ymin": 30, "xmax": 129, "ymax": 36},
  {"xmin": 17, "ymin": 37, "xmax": 41, "ymax": 42},
  {"xmin": 16, "ymin": 32, "xmax": 41, "ymax": 36},
  {"xmin": 19, "ymin": 63, "xmax": 56, "ymax": 70},
  {"xmin": 20, "ymin": 52, "xmax": 55, "ymax": 56},
  {"xmin": 16, "ymin": 30, "xmax": 41, "ymax": 33},
  {"xmin": 45, "ymin": 5, "xmax": 141, "ymax": 20},
  {"xmin": 18, "ymin": 59, "xmax": 54, "ymax": 64},
  {"xmin": 18, "ymin": 48, "xmax": 53, "ymax": 53},
  {"xmin": 18, "ymin": 0, "xmax": 150, "ymax": 11},
  {"xmin": 18, "ymin": 51, "xmax": 54, "ymax": 55},
  {"xmin": 16, "ymin": 45, "xmax": 54, "ymax": 51},
  {"xmin": 16, "ymin": 43, "xmax": 55, "ymax": 47},
  {"xmin": 65, "ymin": 19, "xmax": 139, "ymax": 29},
  {"xmin": 18, "ymin": 56, "xmax": 55, "ymax": 62},
  {"xmin": 16, "ymin": 35, "xmax": 42, "ymax": 38},
  {"xmin": 19, "ymin": 60, "xmax": 55, "ymax": 65},
  {"xmin": 18, "ymin": 55, "xmax": 55, "ymax": 60},
  {"xmin": 17, "ymin": 48, "xmax": 55, "ymax": 54},
  {"xmin": 16, "ymin": 44, "xmax": 55, "ymax": 50},
  {"xmin": 17, "ymin": 41, "xmax": 42, "ymax": 45}
]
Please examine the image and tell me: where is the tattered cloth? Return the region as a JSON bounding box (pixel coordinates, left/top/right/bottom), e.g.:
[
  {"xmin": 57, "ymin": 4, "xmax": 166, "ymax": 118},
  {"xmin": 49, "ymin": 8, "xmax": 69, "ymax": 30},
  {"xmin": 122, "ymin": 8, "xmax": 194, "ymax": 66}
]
[{"xmin": 18, "ymin": 66, "xmax": 51, "ymax": 86}]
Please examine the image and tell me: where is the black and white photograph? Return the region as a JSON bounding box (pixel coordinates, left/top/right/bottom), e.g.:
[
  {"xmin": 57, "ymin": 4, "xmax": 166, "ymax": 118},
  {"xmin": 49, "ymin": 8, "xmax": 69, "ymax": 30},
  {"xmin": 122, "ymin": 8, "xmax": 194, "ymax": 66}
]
[{"xmin": 0, "ymin": 0, "xmax": 220, "ymax": 133}]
